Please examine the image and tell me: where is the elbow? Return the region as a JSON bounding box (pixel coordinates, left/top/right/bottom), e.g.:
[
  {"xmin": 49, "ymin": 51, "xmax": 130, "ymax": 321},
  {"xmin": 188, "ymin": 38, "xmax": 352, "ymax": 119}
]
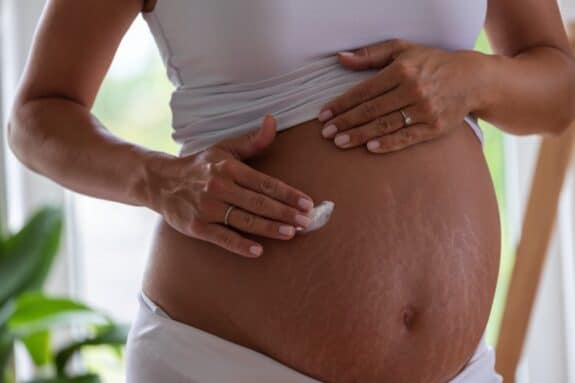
[
  {"xmin": 7, "ymin": 102, "xmax": 43, "ymax": 173},
  {"xmin": 549, "ymin": 113, "xmax": 575, "ymax": 136}
]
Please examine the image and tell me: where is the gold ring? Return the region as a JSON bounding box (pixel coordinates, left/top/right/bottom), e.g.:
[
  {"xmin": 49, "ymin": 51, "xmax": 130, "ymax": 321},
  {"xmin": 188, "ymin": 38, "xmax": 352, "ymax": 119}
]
[{"xmin": 224, "ymin": 205, "xmax": 235, "ymax": 226}]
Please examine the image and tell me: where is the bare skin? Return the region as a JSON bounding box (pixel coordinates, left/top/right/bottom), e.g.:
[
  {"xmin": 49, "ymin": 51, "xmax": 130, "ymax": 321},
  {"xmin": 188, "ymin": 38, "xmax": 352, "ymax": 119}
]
[
  {"xmin": 144, "ymin": 117, "xmax": 501, "ymax": 382},
  {"xmin": 7, "ymin": 0, "xmax": 575, "ymax": 381}
]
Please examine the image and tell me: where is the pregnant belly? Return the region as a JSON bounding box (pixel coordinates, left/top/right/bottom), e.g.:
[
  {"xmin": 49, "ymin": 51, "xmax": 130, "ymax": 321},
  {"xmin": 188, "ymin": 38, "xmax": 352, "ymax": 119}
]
[{"xmin": 143, "ymin": 117, "xmax": 501, "ymax": 383}]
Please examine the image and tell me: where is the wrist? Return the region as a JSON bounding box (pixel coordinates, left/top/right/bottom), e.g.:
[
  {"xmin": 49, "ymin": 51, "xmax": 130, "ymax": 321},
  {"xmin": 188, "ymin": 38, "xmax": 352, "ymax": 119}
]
[
  {"xmin": 131, "ymin": 148, "xmax": 178, "ymax": 213},
  {"xmin": 462, "ymin": 50, "xmax": 502, "ymax": 118}
]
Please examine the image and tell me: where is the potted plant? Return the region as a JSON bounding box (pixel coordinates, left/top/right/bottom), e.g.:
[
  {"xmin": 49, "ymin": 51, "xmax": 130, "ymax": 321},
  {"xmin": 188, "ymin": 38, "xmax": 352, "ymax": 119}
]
[{"xmin": 1, "ymin": 207, "xmax": 128, "ymax": 383}]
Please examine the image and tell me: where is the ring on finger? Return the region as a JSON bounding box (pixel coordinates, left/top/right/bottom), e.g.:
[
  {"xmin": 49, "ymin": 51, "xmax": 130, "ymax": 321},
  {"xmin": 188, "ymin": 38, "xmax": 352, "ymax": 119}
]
[
  {"xmin": 224, "ymin": 204, "xmax": 235, "ymax": 226},
  {"xmin": 400, "ymin": 108, "xmax": 412, "ymax": 127}
]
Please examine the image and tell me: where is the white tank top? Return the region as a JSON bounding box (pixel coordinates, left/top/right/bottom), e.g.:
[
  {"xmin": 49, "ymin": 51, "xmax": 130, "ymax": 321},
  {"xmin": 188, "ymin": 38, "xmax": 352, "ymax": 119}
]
[{"xmin": 142, "ymin": 0, "xmax": 487, "ymax": 157}]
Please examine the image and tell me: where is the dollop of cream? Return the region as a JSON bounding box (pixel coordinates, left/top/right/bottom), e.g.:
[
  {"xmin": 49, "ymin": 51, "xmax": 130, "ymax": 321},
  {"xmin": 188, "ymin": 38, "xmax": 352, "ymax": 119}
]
[{"xmin": 296, "ymin": 200, "xmax": 335, "ymax": 234}]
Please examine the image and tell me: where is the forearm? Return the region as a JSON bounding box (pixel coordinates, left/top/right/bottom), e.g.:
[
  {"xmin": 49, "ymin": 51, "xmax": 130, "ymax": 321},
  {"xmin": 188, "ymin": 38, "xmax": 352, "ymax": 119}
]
[
  {"xmin": 7, "ymin": 97, "xmax": 174, "ymax": 208},
  {"xmin": 469, "ymin": 45, "xmax": 575, "ymax": 135}
]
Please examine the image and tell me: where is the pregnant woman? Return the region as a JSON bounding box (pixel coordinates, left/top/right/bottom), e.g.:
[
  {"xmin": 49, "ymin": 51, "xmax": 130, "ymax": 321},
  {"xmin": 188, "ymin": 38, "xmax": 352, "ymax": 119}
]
[{"xmin": 8, "ymin": 0, "xmax": 575, "ymax": 381}]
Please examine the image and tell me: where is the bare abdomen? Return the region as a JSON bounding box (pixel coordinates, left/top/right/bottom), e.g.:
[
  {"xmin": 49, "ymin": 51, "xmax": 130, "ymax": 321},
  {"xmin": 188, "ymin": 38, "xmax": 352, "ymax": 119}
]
[{"xmin": 143, "ymin": 117, "xmax": 501, "ymax": 383}]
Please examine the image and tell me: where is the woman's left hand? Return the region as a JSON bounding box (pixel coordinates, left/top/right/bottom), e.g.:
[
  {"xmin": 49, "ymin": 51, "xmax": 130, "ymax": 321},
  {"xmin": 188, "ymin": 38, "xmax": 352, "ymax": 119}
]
[{"xmin": 317, "ymin": 38, "xmax": 481, "ymax": 153}]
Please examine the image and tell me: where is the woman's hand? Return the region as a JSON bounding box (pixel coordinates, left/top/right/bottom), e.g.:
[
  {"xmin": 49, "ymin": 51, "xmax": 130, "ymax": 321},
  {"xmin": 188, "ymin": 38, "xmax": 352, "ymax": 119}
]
[
  {"xmin": 144, "ymin": 114, "xmax": 315, "ymax": 258},
  {"xmin": 317, "ymin": 39, "xmax": 481, "ymax": 153}
]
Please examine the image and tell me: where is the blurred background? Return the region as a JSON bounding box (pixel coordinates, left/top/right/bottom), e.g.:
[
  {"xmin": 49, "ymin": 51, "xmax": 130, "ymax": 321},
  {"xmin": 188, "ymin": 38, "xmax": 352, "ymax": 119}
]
[{"xmin": 1, "ymin": 1, "xmax": 575, "ymax": 382}]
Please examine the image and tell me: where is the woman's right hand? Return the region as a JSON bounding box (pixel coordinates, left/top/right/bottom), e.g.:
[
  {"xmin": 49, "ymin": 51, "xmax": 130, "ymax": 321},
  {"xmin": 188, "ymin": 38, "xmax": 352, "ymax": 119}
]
[{"xmin": 143, "ymin": 114, "xmax": 315, "ymax": 258}]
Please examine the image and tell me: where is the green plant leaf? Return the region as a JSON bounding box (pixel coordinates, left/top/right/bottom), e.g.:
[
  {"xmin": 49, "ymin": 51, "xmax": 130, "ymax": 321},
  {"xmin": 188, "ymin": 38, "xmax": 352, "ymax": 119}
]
[
  {"xmin": 0, "ymin": 300, "xmax": 15, "ymax": 329},
  {"xmin": 25, "ymin": 373, "xmax": 101, "ymax": 383},
  {"xmin": 0, "ymin": 207, "xmax": 63, "ymax": 307},
  {"xmin": 21, "ymin": 330, "xmax": 51, "ymax": 367},
  {"xmin": 55, "ymin": 324, "xmax": 128, "ymax": 375},
  {"xmin": 0, "ymin": 327, "xmax": 15, "ymax": 382},
  {"xmin": 8, "ymin": 293, "xmax": 108, "ymax": 337},
  {"xmin": 0, "ymin": 232, "xmax": 6, "ymax": 261}
]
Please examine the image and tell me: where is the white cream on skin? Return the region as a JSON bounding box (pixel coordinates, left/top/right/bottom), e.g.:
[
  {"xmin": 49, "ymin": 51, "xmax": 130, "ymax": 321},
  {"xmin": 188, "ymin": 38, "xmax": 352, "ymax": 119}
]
[{"xmin": 296, "ymin": 200, "xmax": 335, "ymax": 234}]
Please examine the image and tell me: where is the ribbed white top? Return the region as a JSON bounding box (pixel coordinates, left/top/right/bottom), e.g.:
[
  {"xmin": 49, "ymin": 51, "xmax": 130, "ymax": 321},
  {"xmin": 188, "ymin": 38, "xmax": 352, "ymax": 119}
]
[{"xmin": 143, "ymin": 0, "xmax": 487, "ymax": 157}]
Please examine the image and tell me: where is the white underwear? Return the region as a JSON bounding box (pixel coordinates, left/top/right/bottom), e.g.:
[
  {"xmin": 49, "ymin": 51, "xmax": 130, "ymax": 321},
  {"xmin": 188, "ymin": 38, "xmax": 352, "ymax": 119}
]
[{"xmin": 126, "ymin": 291, "xmax": 503, "ymax": 383}]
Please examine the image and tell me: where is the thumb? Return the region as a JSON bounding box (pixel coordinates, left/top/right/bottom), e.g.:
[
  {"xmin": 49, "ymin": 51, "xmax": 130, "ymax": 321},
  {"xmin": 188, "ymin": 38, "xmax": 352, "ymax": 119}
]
[
  {"xmin": 336, "ymin": 50, "xmax": 372, "ymax": 70},
  {"xmin": 337, "ymin": 40, "xmax": 406, "ymax": 70},
  {"xmin": 215, "ymin": 114, "xmax": 277, "ymax": 160}
]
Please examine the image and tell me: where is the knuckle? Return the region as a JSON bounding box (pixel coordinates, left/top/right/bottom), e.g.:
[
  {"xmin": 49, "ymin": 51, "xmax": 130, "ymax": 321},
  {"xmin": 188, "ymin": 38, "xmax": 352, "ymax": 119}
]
[
  {"xmin": 204, "ymin": 162, "xmax": 217, "ymax": 176},
  {"xmin": 246, "ymin": 129, "xmax": 260, "ymax": 147},
  {"xmin": 281, "ymin": 207, "xmax": 295, "ymax": 223},
  {"xmin": 325, "ymin": 100, "xmax": 339, "ymax": 115},
  {"xmin": 391, "ymin": 38, "xmax": 407, "ymax": 51},
  {"xmin": 411, "ymin": 81, "xmax": 426, "ymax": 100},
  {"xmin": 251, "ymin": 193, "xmax": 267, "ymax": 209},
  {"xmin": 241, "ymin": 212, "xmax": 257, "ymax": 229},
  {"xmin": 375, "ymin": 116, "xmax": 391, "ymax": 135},
  {"xmin": 356, "ymin": 86, "xmax": 371, "ymax": 103},
  {"xmin": 432, "ymin": 119, "xmax": 444, "ymax": 132},
  {"xmin": 214, "ymin": 158, "xmax": 234, "ymax": 174},
  {"xmin": 260, "ymin": 177, "xmax": 278, "ymax": 195},
  {"xmin": 266, "ymin": 220, "xmax": 280, "ymax": 235},
  {"xmin": 204, "ymin": 176, "xmax": 224, "ymax": 195},
  {"xmin": 395, "ymin": 60, "xmax": 409, "ymax": 78},
  {"xmin": 361, "ymin": 100, "xmax": 377, "ymax": 117},
  {"xmin": 335, "ymin": 114, "xmax": 349, "ymax": 127},
  {"xmin": 396, "ymin": 60, "xmax": 415, "ymax": 80},
  {"xmin": 219, "ymin": 232, "xmax": 235, "ymax": 249},
  {"xmin": 399, "ymin": 129, "xmax": 413, "ymax": 144},
  {"xmin": 420, "ymin": 99, "xmax": 435, "ymax": 116},
  {"xmin": 358, "ymin": 45, "xmax": 372, "ymax": 61}
]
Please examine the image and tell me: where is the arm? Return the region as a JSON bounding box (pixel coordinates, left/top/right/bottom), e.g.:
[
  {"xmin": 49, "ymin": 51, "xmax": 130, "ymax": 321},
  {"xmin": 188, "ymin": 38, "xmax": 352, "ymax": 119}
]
[
  {"xmin": 7, "ymin": 0, "xmax": 316, "ymax": 258},
  {"xmin": 7, "ymin": 0, "xmax": 158, "ymax": 206},
  {"xmin": 472, "ymin": 0, "xmax": 575, "ymax": 135}
]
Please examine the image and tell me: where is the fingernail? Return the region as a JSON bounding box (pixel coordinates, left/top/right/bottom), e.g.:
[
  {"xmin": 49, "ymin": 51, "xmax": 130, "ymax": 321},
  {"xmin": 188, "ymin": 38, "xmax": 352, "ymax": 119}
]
[
  {"xmin": 280, "ymin": 225, "xmax": 295, "ymax": 236},
  {"xmin": 249, "ymin": 245, "xmax": 263, "ymax": 256},
  {"xmin": 322, "ymin": 124, "xmax": 337, "ymax": 138},
  {"xmin": 318, "ymin": 109, "xmax": 333, "ymax": 122},
  {"xmin": 295, "ymin": 214, "xmax": 312, "ymax": 227},
  {"xmin": 298, "ymin": 198, "xmax": 314, "ymax": 211},
  {"xmin": 338, "ymin": 51, "xmax": 355, "ymax": 57},
  {"xmin": 367, "ymin": 140, "xmax": 380, "ymax": 150},
  {"xmin": 334, "ymin": 134, "xmax": 350, "ymax": 147}
]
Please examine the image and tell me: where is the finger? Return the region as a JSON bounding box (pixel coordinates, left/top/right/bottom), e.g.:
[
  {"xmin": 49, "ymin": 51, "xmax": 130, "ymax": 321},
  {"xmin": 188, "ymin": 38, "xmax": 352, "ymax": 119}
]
[
  {"xmin": 318, "ymin": 61, "xmax": 408, "ymax": 123},
  {"xmin": 215, "ymin": 179, "xmax": 312, "ymax": 229},
  {"xmin": 222, "ymin": 203, "xmax": 298, "ymax": 240},
  {"xmin": 336, "ymin": 38, "xmax": 412, "ymax": 71},
  {"xmin": 198, "ymin": 222, "xmax": 264, "ymax": 258},
  {"xmin": 332, "ymin": 107, "xmax": 419, "ymax": 149},
  {"xmin": 226, "ymin": 160, "xmax": 314, "ymax": 213},
  {"xmin": 214, "ymin": 114, "xmax": 277, "ymax": 161},
  {"xmin": 365, "ymin": 123, "xmax": 436, "ymax": 154},
  {"xmin": 320, "ymin": 83, "xmax": 414, "ymax": 139}
]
